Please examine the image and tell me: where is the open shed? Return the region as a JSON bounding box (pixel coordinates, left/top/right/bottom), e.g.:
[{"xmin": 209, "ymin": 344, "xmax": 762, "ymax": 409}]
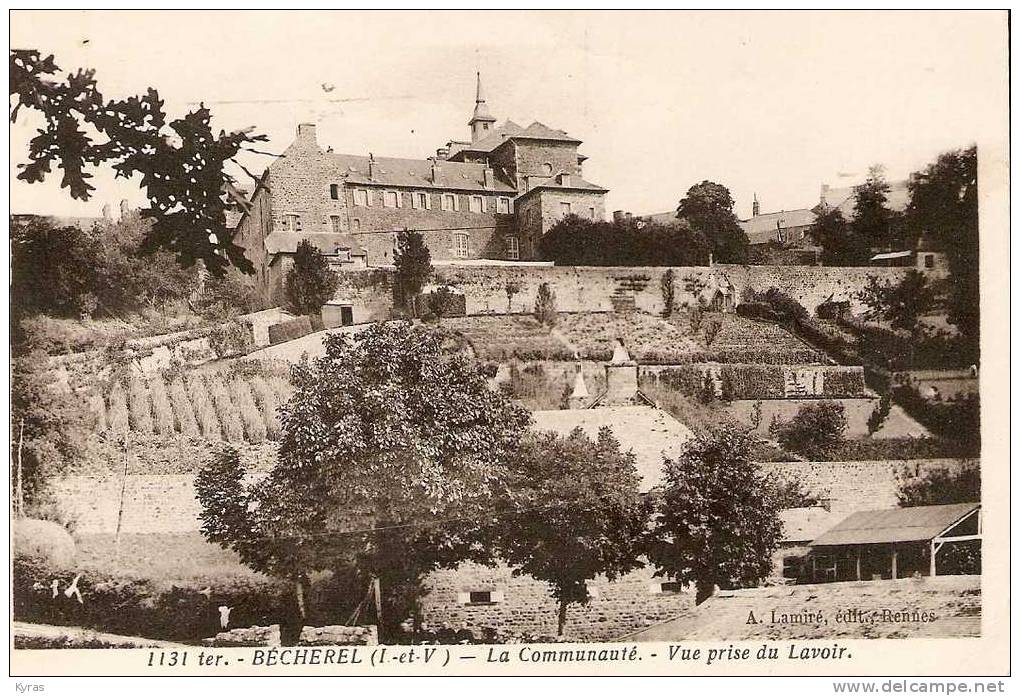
[{"xmin": 807, "ymin": 502, "xmax": 980, "ymax": 583}]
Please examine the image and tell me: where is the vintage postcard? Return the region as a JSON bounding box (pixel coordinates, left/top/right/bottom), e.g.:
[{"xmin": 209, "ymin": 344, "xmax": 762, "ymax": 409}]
[{"xmin": 7, "ymin": 9, "xmax": 1011, "ymax": 682}]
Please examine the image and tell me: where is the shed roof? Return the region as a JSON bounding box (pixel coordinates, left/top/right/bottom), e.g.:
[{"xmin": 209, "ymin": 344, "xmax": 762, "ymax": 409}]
[
  {"xmin": 810, "ymin": 502, "xmax": 979, "ymax": 547},
  {"xmin": 870, "ymin": 250, "xmax": 913, "ymax": 261},
  {"xmin": 530, "ymin": 406, "xmax": 693, "ymax": 492}
]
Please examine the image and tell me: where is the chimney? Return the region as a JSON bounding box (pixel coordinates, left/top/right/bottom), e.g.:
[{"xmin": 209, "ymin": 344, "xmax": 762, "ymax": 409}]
[
  {"xmin": 431, "ymin": 159, "xmax": 441, "ymax": 184},
  {"xmin": 296, "ymin": 123, "xmax": 317, "ymax": 144},
  {"xmin": 437, "ymin": 147, "xmax": 450, "ymax": 160},
  {"xmin": 559, "ymin": 173, "xmax": 571, "ymax": 187},
  {"xmin": 567, "ymin": 363, "xmax": 590, "ymax": 409},
  {"xmin": 613, "ymin": 210, "xmax": 625, "ymax": 223},
  {"xmin": 368, "ymin": 153, "xmax": 377, "ymax": 181},
  {"xmin": 604, "ymin": 340, "xmax": 638, "ymax": 405},
  {"xmin": 483, "ymin": 167, "xmax": 495, "ymax": 189},
  {"xmin": 752, "ymin": 193, "xmax": 760, "ymax": 217}
]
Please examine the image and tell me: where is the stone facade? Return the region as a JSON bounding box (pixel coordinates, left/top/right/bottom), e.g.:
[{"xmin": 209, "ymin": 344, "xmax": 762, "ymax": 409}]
[
  {"xmin": 334, "ymin": 263, "xmax": 909, "ymax": 319},
  {"xmin": 230, "ymin": 77, "xmax": 609, "ymax": 305},
  {"xmin": 421, "ymin": 561, "xmax": 694, "ymax": 642}
]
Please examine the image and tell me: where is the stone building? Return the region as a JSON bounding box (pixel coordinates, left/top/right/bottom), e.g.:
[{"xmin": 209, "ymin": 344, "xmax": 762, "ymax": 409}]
[{"xmin": 231, "ymin": 73, "xmax": 608, "ymax": 304}]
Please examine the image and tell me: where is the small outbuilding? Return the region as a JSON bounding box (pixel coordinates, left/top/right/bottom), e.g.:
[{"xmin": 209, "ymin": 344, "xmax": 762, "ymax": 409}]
[{"xmin": 807, "ymin": 502, "xmax": 981, "ymax": 583}]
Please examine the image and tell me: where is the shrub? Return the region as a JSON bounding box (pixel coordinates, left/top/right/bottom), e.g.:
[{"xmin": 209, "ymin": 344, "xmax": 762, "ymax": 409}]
[
  {"xmin": 231, "ymin": 378, "xmax": 267, "ymax": 443},
  {"xmin": 146, "ymin": 376, "xmax": 176, "ymax": 436},
  {"xmin": 821, "ymin": 369, "xmax": 866, "ymax": 398},
  {"xmin": 126, "ymin": 376, "xmax": 154, "ymax": 434},
  {"xmin": 106, "ymin": 382, "xmax": 130, "ymax": 433},
  {"xmin": 13, "ymin": 518, "xmax": 75, "ymax": 569},
  {"xmin": 167, "ymin": 377, "xmax": 200, "ymax": 436},
  {"xmin": 268, "ymin": 316, "xmax": 314, "ymax": 345},
  {"xmin": 770, "ymin": 401, "xmax": 847, "ymax": 460},
  {"xmin": 660, "ymin": 269, "xmax": 676, "ymax": 318},
  {"xmin": 186, "ymin": 375, "xmax": 221, "ymax": 440},
  {"xmin": 720, "ymin": 364, "xmax": 786, "ymax": 400},
  {"xmin": 12, "ymin": 557, "xmax": 291, "ymax": 643},
  {"xmin": 208, "ymin": 320, "xmax": 254, "ymax": 359},
  {"xmin": 207, "ymin": 377, "xmax": 244, "ymax": 443},
  {"xmin": 534, "ymin": 283, "xmax": 558, "ymax": 327},
  {"xmin": 867, "ymin": 392, "xmax": 892, "ymax": 435},
  {"xmin": 897, "ymin": 463, "xmax": 980, "ymax": 506},
  {"xmin": 891, "ymin": 387, "xmax": 980, "ymax": 446}
]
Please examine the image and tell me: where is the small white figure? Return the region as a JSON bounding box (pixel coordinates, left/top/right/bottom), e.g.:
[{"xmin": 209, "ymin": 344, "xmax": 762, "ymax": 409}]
[
  {"xmin": 50, "ymin": 579, "xmax": 60, "ymax": 598},
  {"xmin": 218, "ymin": 605, "xmax": 232, "ymax": 629},
  {"xmin": 64, "ymin": 574, "xmax": 83, "ymax": 604}
]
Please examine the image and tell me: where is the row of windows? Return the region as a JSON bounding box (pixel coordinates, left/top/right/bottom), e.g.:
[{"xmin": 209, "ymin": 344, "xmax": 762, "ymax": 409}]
[
  {"xmin": 456, "ymin": 581, "xmax": 690, "ymax": 606},
  {"xmin": 347, "ymin": 187, "xmax": 512, "ymax": 214}
]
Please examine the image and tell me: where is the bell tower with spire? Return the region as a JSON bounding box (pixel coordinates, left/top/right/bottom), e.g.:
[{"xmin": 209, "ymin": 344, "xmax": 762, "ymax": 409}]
[{"xmin": 468, "ymin": 72, "xmax": 497, "ymax": 143}]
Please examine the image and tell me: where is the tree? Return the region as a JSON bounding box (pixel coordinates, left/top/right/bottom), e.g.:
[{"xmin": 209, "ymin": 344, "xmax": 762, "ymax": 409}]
[
  {"xmin": 538, "ymin": 214, "xmax": 709, "ymax": 266},
  {"xmin": 808, "ymin": 208, "xmax": 871, "ymax": 266},
  {"xmin": 534, "ymin": 282, "xmax": 558, "ymax": 327},
  {"xmin": 676, "ymin": 181, "xmax": 749, "ymax": 264},
  {"xmin": 867, "ymin": 392, "xmax": 892, "ymax": 436},
  {"xmin": 897, "ymin": 464, "xmax": 980, "ymax": 506},
  {"xmin": 851, "ymin": 165, "xmax": 902, "ymax": 249},
  {"xmin": 283, "ymin": 240, "xmax": 339, "ymax": 316},
  {"xmin": 495, "ymin": 428, "xmax": 649, "ymax": 635},
  {"xmin": 11, "ymin": 217, "xmax": 99, "ymax": 318},
  {"xmin": 660, "ymin": 269, "xmax": 676, "ymax": 317},
  {"xmin": 10, "ymin": 50, "xmax": 268, "ymax": 275},
  {"xmin": 393, "ymin": 230, "xmax": 433, "ymax": 314},
  {"xmin": 11, "ymin": 349, "xmax": 93, "ymax": 510},
  {"xmin": 770, "ymin": 401, "xmax": 847, "ymax": 460},
  {"xmin": 648, "ymin": 426, "xmax": 783, "ymax": 604},
  {"xmin": 504, "ymin": 281, "xmax": 521, "ymax": 313},
  {"xmin": 428, "ymin": 285, "xmax": 457, "ymax": 320},
  {"xmin": 904, "ymin": 146, "xmax": 978, "ymax": 347},
  {"xmin": 196, "ymin": 323, "xmax": 531, "ymax": 639},
  {"xmin": 856, "ymin": 270, "xmax": 936, "ymax": 333}
]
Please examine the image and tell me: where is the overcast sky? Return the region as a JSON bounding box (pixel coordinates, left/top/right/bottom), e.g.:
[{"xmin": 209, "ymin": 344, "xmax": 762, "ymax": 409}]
[{"xmin": 10, "ymin": 10, "xmax": 1008, "ymax": 220}]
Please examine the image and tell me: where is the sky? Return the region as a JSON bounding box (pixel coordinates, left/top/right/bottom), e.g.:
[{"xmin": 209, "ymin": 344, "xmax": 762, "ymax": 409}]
[{"xmin": 9, "ymin": 10, "xmax": 1009, "ymax": 220}]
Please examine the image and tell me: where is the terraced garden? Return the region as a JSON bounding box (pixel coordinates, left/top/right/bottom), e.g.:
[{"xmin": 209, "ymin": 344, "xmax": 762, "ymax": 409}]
[{"xmin": 439, "ymin": 315, "xmax": 575, "ymax": 361}]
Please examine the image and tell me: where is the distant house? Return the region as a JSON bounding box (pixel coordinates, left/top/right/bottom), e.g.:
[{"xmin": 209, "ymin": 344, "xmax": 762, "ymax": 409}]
[
  {"xmin": 869, "ymin": 233, "xmax": 949, "ymax": 278},
  {"xmin": 818, "ymin": 179, "xmax": 911, "ymax": 219},
  {"xmin": 807, "ymin": 502, "xmax": 981, "ymax": 583},
  {"xmin": 772, "ymin": 506, "xmax": 837, "ymax": 583}
]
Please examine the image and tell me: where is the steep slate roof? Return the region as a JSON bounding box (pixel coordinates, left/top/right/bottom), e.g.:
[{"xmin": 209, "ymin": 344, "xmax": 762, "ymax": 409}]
[
  {"xmin": 810, "ymin": 502, "xmax": 980, "ymax": 547},
  {"xmin": 264, "ymin": 232, "xmax": 367, "ymax": 257},
  {"xmin": 739, "ymin": 208, "xmax": 816, "ymax": 245},
  {"xmin": 453, "ymin": 119, "xmax": 582, "ymax": 155},
  {"xmin": 779, "ymin": 507, "xmax": 837, "ymax": 545},
  {"xmin": 329, "ymin": 153, "xmax": 516, "ymax": 193},
  {"xmin": 530, "ymin": 405, "xmax": 694, "ymax": 492},
  {"xmin": 521, "ymin": 173, "xmax": 608, "ymax": 195}
]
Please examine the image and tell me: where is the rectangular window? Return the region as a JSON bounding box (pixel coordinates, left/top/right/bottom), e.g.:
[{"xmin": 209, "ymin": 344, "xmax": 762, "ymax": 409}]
[
  {"xmin": 497, "ymin": 197, "xmax": 511, "ymax": 214},
  {"xmin": 506, "ymin": 236, "xmax": 519, "ymax": 260},
  {"xmin": 329, "ymin": 184, "xmax": 339, "ymax": 200},
  {"xmin": 352, "ymin": 218, "xmax": 361, "ymax": 231},
  {"xmin": 442, "ymin": 193, "xmax": 457, "ymax": 211},
  {"xmin": 589, "ymin": 207, "xmax": 596, "ymax": 219},
  {"xmin": 414, "ymin": 192, "xmax": 429, "ymax": 209},
  {"xmin": 335, "ymin": 249, "xmax": 352, "ymax": 262},
  {"xmin": 650, "ymin": 580, "xmax": 688, "ymax": 595},
  {"xmin": 279, "ymin": 214, "xmax": 301, "ymax": 232},
  {"xmin": 330, "ymin": 215, "xmax": 342, "ymax": 233},
  {"xmin": 782, "ymin": 556, "xmax": 801, "ymax": 580},
  {"xmin": 384, "ymin": 191, "xmax": 399, "ymax": 208},
  {"xmin": 454, "ymin": 234, "xmax": 469, "ymax": 258},
  {"xmin": 457, "ymin": 590, "xmax": 504, "ymax": 605},
  {"xmin": 924, "ymin": 254, "xmax": 935, "ymax": 269},
  {"xmin": 469, "ymin": 195, "xmax": 484, "ymax": 213},
  {"xmin": 560, "ymin": 201, "xmax": 572, "ymax": 217},
  {"xmin": 353, "ymin": 189, "xmax": 368, "ymax": 207}
]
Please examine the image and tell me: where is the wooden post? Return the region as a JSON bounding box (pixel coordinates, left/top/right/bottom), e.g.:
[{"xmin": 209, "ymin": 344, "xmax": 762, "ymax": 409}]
[
  {"xmin": 891, "ymin": 549, "xmax": 898, "ymax": 579},
  {"xmin": 855, "ymin": 550, "xmax": 862, "ymax": 581},
  {"xmin": 930, "ymin": 539, "xmax": 938, "ymax": 577},
  {"xmin": 114, "ymin": 443, "xmax": 130, "ymax": 563},
  {"xmin": 372, "ymin": 576, "xmax": 383, "ymax": 629},
  {"xmin": 15, "ymin": 419, "xmax": 25, "ymax": 518}
]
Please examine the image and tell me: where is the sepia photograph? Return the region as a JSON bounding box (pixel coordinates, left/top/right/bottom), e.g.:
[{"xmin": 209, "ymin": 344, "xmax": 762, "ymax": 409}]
[{"xmin": 7, "ymin": 8, "xmax": 1010, "ymax": 682}]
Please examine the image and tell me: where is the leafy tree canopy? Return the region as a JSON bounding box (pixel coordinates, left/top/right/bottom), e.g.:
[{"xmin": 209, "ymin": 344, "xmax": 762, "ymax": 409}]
[
  {"xmin": 539, "ymin": 214, "xmax": 709, "ymax": 266},
  {"xmin": 10, "ymin": 49, "xmax": 268, "ymax": 275},
  {"xmin": 648, "ymin": 426, "xmax": 783, "ymax": 604},
  {"xmin": 808, "ymin": 208, "xmax": 872, "ymax": 266},
  {"xmin": 196, "ymin": 323, "xmax": 531, "ymax": 636},
  {"xmin": 393, "ymin": 230, "xmax": 433, "ymax": 311},
  {"xmin": 283, "ymin": 239, "xmax": 339, "ymax": 316},
  {"xmin": 676, "ymin": 181, "xmax": 749, "ymax": 264},
  {"xmin": 898, "ymin": 465, "xmax": 980, "ymax": 506},
  {"xmin": 857, "ymin": 269, "xmax": 936, "ymax": 333},
  {"xmin": 495, "ymin": 427, "xmax": 649, "ymax": 634}
]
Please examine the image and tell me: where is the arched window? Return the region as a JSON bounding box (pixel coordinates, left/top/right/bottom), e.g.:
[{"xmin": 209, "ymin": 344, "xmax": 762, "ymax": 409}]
[{"xmin": 541, "ymin": 162, "xmax": 553, "ymax": 176}]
